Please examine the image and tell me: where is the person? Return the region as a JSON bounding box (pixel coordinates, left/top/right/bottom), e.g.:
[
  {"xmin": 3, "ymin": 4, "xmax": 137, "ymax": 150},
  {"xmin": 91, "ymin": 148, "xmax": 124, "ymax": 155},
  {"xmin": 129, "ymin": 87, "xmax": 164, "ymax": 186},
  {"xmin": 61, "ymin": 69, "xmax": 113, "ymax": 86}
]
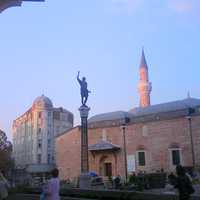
[
  {"xmin": 175, "ymin": 165, "xmax": 194, "ymax": 200},
  {"xmin": 77, "ymin": 71, "xmax": 90, "ymax": 105},
  {"xmin": 43, "ymin": 168, "xmax": 60, "ymax": 200},
  {"xmin": 0, "ymin": 172, "xmax": 9, "ymax": 200},
  {"xmin": 114, "ymin": 175, "xmax": 122, "ymax": 189}
]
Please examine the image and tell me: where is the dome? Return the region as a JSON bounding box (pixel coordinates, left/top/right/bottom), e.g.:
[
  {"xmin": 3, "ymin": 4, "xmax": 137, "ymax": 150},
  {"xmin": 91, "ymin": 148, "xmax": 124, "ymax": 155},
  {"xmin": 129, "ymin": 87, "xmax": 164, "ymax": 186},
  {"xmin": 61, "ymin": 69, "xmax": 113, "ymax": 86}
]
[{"xmin": 33, "ymin": 95, "xmax": 53, "ymax": 108}]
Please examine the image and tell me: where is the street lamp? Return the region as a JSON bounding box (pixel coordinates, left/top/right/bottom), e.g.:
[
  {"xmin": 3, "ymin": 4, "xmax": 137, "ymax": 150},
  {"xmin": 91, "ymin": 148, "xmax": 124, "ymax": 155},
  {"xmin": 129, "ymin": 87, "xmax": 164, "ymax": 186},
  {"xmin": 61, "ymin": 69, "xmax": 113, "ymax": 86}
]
[
  {"xmin": 122, "ymin": 117, "xmax": 130, "ymax": 183},
  {"xmin": 0, "ymin": 0, "xmax": 44, "ymax": 13},
  {"xmin": 186, "ymin": 107, "xmax": 195, "ymax": 168}
]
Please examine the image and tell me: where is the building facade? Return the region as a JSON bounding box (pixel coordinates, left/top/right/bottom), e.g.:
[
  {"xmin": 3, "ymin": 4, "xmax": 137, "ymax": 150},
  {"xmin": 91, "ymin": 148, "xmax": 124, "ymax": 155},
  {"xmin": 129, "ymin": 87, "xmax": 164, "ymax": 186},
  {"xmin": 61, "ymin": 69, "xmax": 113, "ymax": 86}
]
[
  {"xmin": 55, "ymin": 51, "xmax": 200, "ymax": 181},
  {"xmin": 12, "ymin": 95, "xmax": 73, "ymax": 178}
]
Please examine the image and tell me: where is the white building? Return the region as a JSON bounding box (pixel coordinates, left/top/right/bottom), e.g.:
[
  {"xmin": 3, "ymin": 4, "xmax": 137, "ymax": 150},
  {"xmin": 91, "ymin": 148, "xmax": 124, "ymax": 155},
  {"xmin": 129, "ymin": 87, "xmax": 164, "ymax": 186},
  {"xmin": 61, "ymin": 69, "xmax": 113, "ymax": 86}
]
[{"xmin": 12, "ymin": 95, "xmax": 73, "ymax": 180}]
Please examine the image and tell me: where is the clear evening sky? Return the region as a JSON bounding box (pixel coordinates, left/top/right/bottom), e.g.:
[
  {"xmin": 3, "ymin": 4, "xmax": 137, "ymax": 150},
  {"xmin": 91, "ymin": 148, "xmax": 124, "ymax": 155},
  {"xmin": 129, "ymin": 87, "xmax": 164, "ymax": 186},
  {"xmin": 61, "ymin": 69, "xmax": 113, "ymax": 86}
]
[{"xmin": 0, "ymin": 0, "xmax": 199, "ymax": 140}]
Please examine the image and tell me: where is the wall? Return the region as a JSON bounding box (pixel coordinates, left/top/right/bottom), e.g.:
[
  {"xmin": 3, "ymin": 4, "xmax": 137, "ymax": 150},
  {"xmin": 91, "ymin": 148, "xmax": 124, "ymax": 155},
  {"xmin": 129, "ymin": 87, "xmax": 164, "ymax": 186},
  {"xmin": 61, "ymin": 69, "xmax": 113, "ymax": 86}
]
[{"xmin": 55, "ymin": 115, "xmax": 200, "ymax": 180}]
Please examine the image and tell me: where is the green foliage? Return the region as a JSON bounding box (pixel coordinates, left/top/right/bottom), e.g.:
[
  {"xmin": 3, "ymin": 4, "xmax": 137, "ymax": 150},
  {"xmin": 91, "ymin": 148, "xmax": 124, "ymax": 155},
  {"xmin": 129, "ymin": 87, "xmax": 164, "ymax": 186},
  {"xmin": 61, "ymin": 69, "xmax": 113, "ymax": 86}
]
[
  {"xmin": 192, "ymin": 178, "xmax": 200, "ymax": 184},
  {"xmin": 127, "ymin": 173, "xmax": 167, "ymax": 191},
  {"xmin": 0, "ymin": 130, "xmax": 13, "ymax": 174}
]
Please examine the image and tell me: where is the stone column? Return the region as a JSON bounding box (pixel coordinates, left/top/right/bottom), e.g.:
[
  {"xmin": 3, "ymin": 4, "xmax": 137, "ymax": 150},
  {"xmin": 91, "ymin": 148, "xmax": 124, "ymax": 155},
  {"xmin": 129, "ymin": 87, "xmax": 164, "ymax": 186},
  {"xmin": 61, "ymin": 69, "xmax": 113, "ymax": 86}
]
[
  {"xmin": 79, "ymin": 105, "xmax": 90, "ymax": 173},
  {"xmin": 79, "ymin": 105, "xmax": 91, "ymax": 188}
]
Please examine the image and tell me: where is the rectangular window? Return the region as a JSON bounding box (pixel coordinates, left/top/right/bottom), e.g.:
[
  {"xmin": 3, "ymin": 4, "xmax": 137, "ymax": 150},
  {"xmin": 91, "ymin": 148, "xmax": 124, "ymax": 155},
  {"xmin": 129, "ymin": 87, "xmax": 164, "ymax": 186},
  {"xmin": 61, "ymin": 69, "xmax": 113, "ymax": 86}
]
[
  {"xmin": 48, "ymin": 154, "xmax": 51, "ymax": 164},
  {"xmin": 56, "ymin": 126, "xmax": 60, "ymax": 134},
  {"xmin": 37, "ymin": 154, "xmax": 41, "ymax": 164},
  {"xmin": 38, "ymin": 128, "xmax": 41, "ymax": 134},
  {"xmin": 172, "ymin": 150, "xmax": 180, "ymax": 165},
  {"xmin": 38, "ymin": 112, "xmax": 42, "ymax": 118},
  {"xmin": 38, "ymin": 139, "xmax": 42, "ymax": 149},
  {"xmin": 138, "ymin": 151, "xmax": 146, "ymax": 166},
  {"xmin": 48, "ymin": 139, "xmax": 51, "ymax": 149}
]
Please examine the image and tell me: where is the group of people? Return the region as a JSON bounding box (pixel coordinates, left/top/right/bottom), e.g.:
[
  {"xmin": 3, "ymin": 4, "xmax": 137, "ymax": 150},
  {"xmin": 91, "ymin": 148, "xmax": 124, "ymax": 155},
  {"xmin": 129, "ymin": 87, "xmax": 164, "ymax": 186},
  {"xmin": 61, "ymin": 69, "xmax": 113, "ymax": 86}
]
[{"xmin": 0, "ymin": 165, "xmax": 196, "ymax": 200}]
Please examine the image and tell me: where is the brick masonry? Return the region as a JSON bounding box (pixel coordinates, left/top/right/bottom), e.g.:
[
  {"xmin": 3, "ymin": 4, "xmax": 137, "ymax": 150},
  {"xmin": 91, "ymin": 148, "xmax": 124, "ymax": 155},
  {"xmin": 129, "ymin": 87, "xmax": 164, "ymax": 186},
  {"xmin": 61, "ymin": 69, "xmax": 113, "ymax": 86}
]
[{"xmin": 55, "ymin": 115, "xmax": 200, "ymax": 180}]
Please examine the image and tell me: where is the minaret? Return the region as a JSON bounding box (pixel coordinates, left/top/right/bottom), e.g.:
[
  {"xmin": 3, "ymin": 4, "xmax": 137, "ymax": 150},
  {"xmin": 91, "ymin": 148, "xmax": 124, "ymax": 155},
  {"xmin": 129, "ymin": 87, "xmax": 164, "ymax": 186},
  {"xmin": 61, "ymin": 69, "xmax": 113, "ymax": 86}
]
[{"xmin": 138, "ymin": 49, "xmax": 152, "ymax": 107}]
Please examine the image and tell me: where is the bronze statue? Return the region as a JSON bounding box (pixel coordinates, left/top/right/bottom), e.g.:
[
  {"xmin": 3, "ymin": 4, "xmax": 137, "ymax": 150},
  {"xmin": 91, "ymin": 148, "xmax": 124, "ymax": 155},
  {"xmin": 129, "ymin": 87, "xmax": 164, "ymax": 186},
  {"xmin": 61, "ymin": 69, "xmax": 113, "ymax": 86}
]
[{"xmin": 77, "ymin": 71, "xmax": 90, "ymax": 105}]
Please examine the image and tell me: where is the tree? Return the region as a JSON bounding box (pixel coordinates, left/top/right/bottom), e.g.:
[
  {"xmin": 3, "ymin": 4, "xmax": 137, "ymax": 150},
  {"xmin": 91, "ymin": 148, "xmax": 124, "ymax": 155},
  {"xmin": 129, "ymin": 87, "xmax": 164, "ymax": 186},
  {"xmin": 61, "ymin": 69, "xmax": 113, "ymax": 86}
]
[
  {"xmin": 0, "ymin": 130, "xmax": 13, "ymax": 174},
  {"xmin": 0, "ymin": 0, "xmax": 45, "ymax": 13}
]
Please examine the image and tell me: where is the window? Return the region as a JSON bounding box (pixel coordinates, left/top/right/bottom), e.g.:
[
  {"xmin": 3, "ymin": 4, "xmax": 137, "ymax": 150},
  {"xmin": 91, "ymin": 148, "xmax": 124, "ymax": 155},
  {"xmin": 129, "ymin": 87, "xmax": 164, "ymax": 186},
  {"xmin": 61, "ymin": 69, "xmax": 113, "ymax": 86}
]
[
  {"xmin": 138, "ymin": 151, "xmax": 146, "ymax": 166},
  {"xmin": 68, "ymin": 114, "xmax": 73, "ymax": 123},
  {"xmin": 56, "ymin": 126, "xmax": 60, "ymax": 134},
  {"xmin": 48, "ymin": 112, "xmax": 51, "ymax": 117},
  {"xmin": 37, "ymin": 154, "xmax": 41, "ymax": 164},
  {"xmin": 38, "ymin": 128, "xmax": 41, "ymax": 134},
  {"xmin": 172, "ymin": 149, "xmax": 180, "ymax": 165},
  {"xmin": 38, "ymin": 112, "xmax": 42, "ymax": 118},
  {"xmin": 48, "ymin": 139, "xmax": 51, "ymax": 149},
  {"xmin": 102, "ymin": 129, "xmax": 107, "ymax": 141},
  {"xmin": 48, "ymin": 154, "xmax": 51, "ymax": 164},
  {"xmin": 38, "ymin": 139, "xmax": 42, "ymax": 149}
]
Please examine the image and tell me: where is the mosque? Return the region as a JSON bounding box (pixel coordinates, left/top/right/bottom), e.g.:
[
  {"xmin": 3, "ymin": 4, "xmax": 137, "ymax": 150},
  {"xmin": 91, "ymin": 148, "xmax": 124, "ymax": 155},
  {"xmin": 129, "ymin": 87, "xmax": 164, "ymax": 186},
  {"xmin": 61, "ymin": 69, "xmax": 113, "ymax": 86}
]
[{"xmin": 56, "ymin": 50, "xmax": 200, "ymax": 180}]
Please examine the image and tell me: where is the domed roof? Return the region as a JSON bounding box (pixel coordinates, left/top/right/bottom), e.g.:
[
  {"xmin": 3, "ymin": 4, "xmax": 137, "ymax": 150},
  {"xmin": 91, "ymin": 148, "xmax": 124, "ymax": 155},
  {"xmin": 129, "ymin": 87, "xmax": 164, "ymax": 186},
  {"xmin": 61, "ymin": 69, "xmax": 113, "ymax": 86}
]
[{"xmin": 33, "ymin": 95, "xmax": 53, "ymax": 108}]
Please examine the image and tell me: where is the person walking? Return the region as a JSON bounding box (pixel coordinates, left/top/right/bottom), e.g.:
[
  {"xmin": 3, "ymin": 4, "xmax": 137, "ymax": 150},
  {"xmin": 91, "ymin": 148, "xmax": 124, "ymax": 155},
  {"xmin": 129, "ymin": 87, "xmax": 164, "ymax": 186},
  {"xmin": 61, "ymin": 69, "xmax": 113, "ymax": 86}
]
[
  {"xmin": 44, "ymin": 168, "xmax": 60, "ymax": 200},
  {"xmin": 175, "ymin": 165, "xmax": 194, "ymax": 200}
]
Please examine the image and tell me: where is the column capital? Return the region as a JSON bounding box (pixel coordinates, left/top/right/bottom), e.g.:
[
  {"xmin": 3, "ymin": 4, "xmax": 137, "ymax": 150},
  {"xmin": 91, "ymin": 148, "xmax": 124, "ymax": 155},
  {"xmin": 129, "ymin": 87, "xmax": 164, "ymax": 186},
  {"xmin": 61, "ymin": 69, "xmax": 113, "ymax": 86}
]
[{"xmin": 79, "ymin": 105, "xmax": 90, "ymax": 118}]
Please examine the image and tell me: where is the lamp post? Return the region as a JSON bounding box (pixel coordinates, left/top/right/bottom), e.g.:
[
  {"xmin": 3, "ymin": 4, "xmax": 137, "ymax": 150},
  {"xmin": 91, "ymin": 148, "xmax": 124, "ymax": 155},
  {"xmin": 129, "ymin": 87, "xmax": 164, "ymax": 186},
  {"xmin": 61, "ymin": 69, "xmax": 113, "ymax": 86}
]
[
  {"xmin": 186, "ymin": 108, "xmax": 195, "ymax": 168},
  {"xmin": 0, "ymin": 0, "xmax": 44, "ymax": 13},
  {"xmin": 122, "ymin": 117, "xmax": 130, "ymax": 183}
]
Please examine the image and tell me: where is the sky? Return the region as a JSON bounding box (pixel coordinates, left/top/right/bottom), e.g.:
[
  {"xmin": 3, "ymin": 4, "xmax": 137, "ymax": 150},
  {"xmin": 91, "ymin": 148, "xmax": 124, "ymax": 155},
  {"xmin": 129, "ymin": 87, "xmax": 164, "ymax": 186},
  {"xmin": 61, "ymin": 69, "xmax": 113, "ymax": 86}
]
[{"xmin": 0, "ymin": 0, "xmax": 200, "ymax": 140}]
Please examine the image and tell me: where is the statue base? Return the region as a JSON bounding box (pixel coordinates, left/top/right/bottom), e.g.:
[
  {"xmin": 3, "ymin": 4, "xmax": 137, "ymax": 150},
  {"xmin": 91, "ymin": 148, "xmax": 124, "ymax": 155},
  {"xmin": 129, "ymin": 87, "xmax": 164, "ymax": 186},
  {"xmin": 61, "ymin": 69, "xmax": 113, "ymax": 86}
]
[
  {"xmin": 79, "ymin": 105, "xmax": 90, "ymax": 118},
  {"xmin": 79, "ymin": 173, "xmax": 92, "ymax": 189}
]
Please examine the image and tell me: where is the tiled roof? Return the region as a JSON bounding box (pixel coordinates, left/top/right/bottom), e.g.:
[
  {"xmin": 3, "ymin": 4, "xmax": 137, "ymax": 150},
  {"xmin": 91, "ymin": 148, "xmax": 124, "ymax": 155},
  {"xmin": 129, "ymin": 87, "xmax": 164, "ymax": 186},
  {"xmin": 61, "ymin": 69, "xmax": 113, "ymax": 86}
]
[
  {"xmin": 89, "ymin": 111, "xmax": 133, "ymax": 123},
  {"xmin": 130, "ymin": 98, "xmax": 200, "ymax": 116},
  {"xmin": 88, "ymin": 98, "xmax": 200, "ymax": 124},
  {"xmin": 89, "ymin": 140, "xmax": 120, "ymax": 151}
]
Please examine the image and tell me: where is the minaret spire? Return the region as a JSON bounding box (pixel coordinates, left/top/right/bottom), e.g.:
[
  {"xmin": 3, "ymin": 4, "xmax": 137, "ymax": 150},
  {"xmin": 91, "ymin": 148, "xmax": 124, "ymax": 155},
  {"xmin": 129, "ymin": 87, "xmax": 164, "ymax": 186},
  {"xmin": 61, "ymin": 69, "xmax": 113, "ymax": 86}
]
[
  {"xmin": 140, "ymin": 48, "xmax": 148, "ymax": 69},
  {"xmin": 138, "ymin": 49, "xmax": 152, "ymax": 107}
]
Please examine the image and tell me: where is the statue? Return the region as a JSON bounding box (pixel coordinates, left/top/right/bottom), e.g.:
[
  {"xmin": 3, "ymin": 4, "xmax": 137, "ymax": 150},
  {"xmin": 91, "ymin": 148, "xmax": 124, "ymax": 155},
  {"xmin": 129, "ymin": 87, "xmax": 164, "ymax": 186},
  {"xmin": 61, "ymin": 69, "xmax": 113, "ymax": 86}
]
[{"xmin": 77, "ymin": 71, "xmax": 90, "ymax": 105}]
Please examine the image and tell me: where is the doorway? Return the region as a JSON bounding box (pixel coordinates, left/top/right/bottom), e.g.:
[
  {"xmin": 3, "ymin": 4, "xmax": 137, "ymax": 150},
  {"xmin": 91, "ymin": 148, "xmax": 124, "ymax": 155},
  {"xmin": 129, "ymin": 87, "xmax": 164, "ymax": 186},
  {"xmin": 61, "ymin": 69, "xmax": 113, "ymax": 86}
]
[{"xmin": 104, "ymin": 162, "xmax": 112, "ymax": 177}]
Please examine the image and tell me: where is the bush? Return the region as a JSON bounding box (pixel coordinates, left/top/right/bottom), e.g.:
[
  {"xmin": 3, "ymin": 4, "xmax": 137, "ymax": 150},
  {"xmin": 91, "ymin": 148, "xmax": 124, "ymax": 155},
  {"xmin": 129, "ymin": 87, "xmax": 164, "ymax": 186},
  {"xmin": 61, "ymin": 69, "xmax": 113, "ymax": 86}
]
[{"xmin": 127, "ymin": 173, "xmax": 167, "ymax": 191}]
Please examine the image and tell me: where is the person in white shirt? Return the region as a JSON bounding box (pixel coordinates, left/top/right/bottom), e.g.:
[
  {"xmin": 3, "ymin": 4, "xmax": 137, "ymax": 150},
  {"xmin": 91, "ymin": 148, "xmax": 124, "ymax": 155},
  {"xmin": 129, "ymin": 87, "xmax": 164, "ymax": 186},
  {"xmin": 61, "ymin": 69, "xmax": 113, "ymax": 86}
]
[{"xmin": 44, "ymin": 168, "xmax": 60, "ymax": 200}]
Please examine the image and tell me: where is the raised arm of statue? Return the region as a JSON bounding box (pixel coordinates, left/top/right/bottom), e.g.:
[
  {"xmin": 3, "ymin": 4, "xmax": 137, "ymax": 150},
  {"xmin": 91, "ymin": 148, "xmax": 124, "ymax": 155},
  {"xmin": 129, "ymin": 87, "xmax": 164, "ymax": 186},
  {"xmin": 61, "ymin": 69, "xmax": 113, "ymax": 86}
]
[{"xmin": 77, "ymin": 71, "xmax": 81, "ymax": 85}]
